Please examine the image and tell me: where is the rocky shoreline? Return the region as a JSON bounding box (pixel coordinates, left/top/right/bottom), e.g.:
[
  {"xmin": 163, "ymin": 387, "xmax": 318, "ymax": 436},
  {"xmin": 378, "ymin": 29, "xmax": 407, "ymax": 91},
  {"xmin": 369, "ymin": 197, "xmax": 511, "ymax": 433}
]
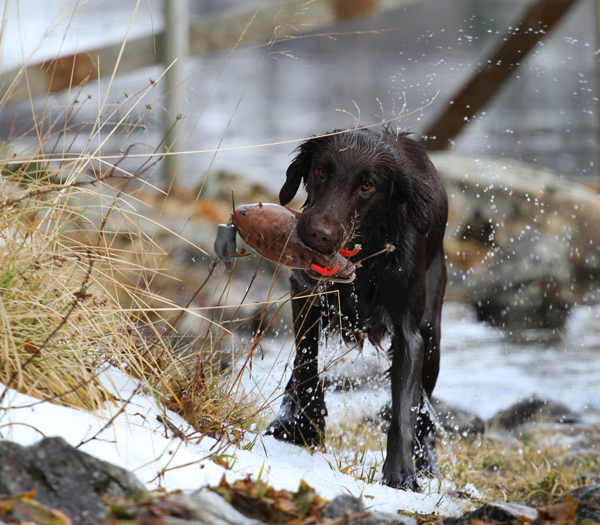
[
  {"xmin": 0, "ymin": 437, "xmax": 599, "ymax": 525},
  {"xmin": 2, "ymin": 155, "xmax": 598, "ymax": 524}
]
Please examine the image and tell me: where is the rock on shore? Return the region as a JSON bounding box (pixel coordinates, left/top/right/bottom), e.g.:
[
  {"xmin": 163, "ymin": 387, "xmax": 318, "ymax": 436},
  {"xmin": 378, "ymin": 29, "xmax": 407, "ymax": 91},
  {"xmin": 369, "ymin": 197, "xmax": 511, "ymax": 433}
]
[{"xmin": 431, "ymin": 153, "xmax": 600, "ymax": 328}]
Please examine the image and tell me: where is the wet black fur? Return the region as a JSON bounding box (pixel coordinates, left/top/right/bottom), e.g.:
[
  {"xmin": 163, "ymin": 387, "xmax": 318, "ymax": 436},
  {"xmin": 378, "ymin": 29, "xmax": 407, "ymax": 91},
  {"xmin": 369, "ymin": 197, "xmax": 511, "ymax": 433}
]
[{"xmin": 265, "ymin": 128, "xmax": 448, "ymax": 491}]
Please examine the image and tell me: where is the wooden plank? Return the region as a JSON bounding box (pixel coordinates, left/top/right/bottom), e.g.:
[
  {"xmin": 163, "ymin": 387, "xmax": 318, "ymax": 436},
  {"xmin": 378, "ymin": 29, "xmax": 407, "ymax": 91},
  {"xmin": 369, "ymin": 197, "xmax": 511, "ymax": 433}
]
[
  {"xmin": 422, "ymin": 0, "xmax": 580, "ymax": 151},
  {"xmin": 0, "ymin": 37, "xmax": 159, "ymax": 105},
  {"xmin": 0, "ymin": 0, "xmax": 424, "ymax": 104}
]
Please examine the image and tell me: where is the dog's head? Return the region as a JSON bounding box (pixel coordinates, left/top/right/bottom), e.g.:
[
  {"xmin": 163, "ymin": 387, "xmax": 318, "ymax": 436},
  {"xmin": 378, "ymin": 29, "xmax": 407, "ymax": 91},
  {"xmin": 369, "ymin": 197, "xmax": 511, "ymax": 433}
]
[{"xmin": 280, "ymin": 128, "xmax": 435, "ymax": 255}]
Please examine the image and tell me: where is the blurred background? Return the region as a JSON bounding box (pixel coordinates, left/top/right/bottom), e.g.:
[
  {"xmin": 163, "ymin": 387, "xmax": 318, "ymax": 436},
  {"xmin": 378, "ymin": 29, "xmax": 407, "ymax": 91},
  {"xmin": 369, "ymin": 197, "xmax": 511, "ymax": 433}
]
[
  {"xmin": 1, "ymin": 0, "xmax": 598, "ymax": 185},
  {"xmin": 1, "ymin": 0, "xmax": 600, "ymax": 420}
]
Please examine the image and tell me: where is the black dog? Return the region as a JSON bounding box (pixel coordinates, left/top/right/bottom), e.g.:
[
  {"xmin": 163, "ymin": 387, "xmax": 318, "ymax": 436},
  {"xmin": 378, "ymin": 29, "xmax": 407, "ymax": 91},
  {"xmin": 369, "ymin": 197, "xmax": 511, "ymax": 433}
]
[{"xmin": 266, "ymin": 128, "xmax": 448, "ymax": 491}]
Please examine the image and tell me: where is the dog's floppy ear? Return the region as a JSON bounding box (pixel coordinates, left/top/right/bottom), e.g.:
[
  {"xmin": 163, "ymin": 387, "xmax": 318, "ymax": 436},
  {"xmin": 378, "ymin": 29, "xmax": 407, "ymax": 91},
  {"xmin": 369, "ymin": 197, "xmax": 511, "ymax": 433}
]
[
  {"xmin": 405, "ymin": 177, "xmax": 435, "ymax": 235},
  {"xmin": 279, "ymin": 138, "xmax": 319, "ymax": 206},
  {"xmin": 392, "ymin": 173, "xmax": 435, "ymax": 236}
]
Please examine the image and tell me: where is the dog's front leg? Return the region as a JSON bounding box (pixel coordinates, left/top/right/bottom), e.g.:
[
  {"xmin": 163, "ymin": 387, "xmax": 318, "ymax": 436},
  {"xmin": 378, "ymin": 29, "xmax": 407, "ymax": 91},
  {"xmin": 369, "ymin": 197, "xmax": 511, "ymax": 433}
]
[
  {"xmin": 382, "ymin": 317, "xmax": 424, "ymax": 491},
  {"xmin": 265, "ymin": 272, "xmax": 326, "ymax": 447}
]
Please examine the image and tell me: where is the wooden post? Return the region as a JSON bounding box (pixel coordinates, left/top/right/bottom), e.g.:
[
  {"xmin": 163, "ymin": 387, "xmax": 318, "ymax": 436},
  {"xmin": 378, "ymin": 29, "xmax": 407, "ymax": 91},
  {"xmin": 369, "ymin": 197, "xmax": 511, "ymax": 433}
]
[
  {"xmin": 163, "ymin": 0, "xmax": 189, "ymax": 187},
  {"xmin": 423, "ymin": 0, "xmax": 579, "ymax": 150}
]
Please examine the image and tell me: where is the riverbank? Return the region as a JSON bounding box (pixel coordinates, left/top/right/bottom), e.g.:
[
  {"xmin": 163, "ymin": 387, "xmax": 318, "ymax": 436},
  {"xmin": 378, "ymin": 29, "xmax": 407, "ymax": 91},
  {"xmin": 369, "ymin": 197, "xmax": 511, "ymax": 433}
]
[
  {"xmin": 1, "ymin": 152, "xmax": 599, "ymax": 524},
  {"xmin": 1, "ymin": 374, "xmax": 600, "ymax": 524}
]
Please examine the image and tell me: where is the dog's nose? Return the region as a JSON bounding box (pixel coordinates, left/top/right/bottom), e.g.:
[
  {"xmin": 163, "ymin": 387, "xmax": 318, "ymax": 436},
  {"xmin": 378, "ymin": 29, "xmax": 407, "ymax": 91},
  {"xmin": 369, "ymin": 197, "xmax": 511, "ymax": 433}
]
[{"xmin": 302, "ymin": 221, "xmax": 337, "ymax": 254}]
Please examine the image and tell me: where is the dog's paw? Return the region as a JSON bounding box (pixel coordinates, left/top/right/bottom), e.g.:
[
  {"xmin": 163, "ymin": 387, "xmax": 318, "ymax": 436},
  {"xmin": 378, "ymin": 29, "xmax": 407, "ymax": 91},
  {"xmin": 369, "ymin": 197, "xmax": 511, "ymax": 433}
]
[
  {"xmin": 415, "ymin": 455, "xmax": 441, "ymax": 477},
  {"xmin": 382, "ymin": 470, "xmax": 421, "ymax": 492},
  {"xmin": 264, "ymin": 418, "xmax": 293, "ymax": 441},
  {"xmin": 264, "ymin": 416, "xmax": 324, "ymax": 448}
]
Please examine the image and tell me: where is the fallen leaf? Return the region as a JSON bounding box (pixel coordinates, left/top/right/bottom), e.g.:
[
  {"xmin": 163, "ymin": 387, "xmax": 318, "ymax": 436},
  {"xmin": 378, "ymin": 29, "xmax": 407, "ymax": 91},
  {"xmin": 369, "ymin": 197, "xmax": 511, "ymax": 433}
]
[{"xmin": 23, "ymin": 341, "xmax": 38, "ymax": 354}]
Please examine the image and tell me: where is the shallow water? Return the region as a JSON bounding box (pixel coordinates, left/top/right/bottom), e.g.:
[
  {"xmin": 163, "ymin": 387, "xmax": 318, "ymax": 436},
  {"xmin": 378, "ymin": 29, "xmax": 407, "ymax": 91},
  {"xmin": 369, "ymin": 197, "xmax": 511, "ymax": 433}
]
[
  {"xmin": 246, "ymin": 300, "xmax": 600, "ymax": 426},
  {"xmin": 437, "ymin": 302, "xmax": 600, "ymax": 420}
]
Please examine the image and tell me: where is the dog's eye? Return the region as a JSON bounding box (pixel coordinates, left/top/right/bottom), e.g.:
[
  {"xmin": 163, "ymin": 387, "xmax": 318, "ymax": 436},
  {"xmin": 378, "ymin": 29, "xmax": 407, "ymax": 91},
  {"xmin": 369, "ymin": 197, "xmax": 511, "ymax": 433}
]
[
  {"xmin": 361, "ymin": 181, "xmax": 374, "ymax": 192},
  {"xmin": 316, "ymin": 168, "xmax": 325, "ymax": 179}
]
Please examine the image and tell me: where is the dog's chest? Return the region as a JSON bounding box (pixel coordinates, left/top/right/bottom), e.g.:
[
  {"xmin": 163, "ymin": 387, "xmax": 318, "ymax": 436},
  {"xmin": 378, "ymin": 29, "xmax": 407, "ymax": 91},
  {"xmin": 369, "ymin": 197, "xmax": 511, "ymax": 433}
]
[{"xmin": 334, "ymin": 278, "xmax": 396, "ymax": 343}]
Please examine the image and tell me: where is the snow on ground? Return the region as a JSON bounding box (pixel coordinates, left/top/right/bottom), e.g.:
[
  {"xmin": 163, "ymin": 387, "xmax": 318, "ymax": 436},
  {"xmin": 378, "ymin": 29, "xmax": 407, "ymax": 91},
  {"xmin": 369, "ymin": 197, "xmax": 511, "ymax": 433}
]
[
  {"xmin": 0, "ymin": 366, "xmax": 466, "ymax": 517},
  {"xmin": 4, "ymin": 302, "xmax": 599, "ymax": 518}
]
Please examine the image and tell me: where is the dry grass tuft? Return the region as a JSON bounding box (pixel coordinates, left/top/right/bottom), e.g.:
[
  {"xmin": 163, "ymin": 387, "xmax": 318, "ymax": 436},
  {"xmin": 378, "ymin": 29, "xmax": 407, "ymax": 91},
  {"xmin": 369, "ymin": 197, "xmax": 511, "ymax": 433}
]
[
  {"xmin": 0, "ymin": 163, "xmax": 168, "ymax": 410},
  {"xmin": 325, "ymin": 417, "xmax": 596, "ymax": 507},
  {"xmin": 438, "ymin": 430, "xmax": 596, "ymax": 507},
  {"xmin": 0, "ymin": 63, "xmax": 266, "ymax": 445},
  {"xmin": 160, "ymin": 339, "xmax": 262, "ymax": 440}
]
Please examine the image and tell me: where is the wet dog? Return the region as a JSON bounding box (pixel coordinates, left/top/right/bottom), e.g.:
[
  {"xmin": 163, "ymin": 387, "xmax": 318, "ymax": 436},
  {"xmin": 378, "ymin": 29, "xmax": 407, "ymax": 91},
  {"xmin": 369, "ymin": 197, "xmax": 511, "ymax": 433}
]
[{"xmin": 266, "ymin": 128, "xmax": 448, "ymax": 491}]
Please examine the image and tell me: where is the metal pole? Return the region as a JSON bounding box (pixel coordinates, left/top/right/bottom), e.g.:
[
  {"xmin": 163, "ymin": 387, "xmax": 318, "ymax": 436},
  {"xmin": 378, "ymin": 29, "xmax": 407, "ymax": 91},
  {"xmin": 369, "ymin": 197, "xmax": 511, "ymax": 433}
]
[
  {"xmin": 597, "ymin": 0, "xmax": 600, "ymax": 182},
  {"xmin": 163, "ymin": 0, "xmax": 189, "ymax": 188}
]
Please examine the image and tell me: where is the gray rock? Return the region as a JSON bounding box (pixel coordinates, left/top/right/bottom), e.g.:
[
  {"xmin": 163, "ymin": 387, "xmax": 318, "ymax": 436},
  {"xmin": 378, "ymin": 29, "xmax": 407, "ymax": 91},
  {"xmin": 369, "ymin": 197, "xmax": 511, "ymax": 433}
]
[
  {"xmin": 371, "ymin": 511, "xmax": 417, "ymax": 525},
  {"xmin": 322, "ymin": 494, "xmax": 367, "ymax": 520},
  {"xmin": 0, "ymin": 437, "xmax": 145, "ymax": 524},
  {"xmin": 322, "ymin": 494, "xmax": 416, "ymax": 525},
  {"xmin": 557, "ymin": 484, "xmax": 600, "ymax": 524},
  {"xmin": 431, "ymin": 398, "xmax": 485, "ymax": 437},
  {"xmin": 488, "ymin": 397, "xmax": 578, "ymax": 431},
  {"xmin": 165, "ymin": 491, "xmax": 265, "ymax": 525},
  {"xmin": 468, "ymin": 229, "xmax": 573, "ymax": 329},
  {"xmin": 432, "ymin": 153, "xmax": 600, "ymax": 291},
  {"xmin": 516, "ymin": 421, "xmax": 595, "ymax": 453},
  {"xmin": 442, "ymin": 501, "xmax": 538, "ymax": 524},
  {"xmin": 378, "ymin": 398, "xmax": 484, "ymax": 438}
]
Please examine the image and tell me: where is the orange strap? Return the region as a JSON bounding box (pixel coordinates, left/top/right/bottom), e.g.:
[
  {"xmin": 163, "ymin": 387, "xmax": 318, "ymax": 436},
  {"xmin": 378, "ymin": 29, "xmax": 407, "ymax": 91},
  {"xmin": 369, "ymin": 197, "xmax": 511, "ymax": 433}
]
[
  {"xmin": 339, "ymin": 247, "xmax": 360, "ymax": 257},
  {"xmin": 310, "ymin": 263, "xmax": 339, "ymax": 277}
]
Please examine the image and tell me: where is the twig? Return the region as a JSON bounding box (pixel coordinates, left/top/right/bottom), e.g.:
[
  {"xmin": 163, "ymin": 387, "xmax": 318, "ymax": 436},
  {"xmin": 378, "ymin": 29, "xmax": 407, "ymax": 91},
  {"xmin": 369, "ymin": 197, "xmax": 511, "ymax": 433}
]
[
  {"xmin": 145, "ymin": 439, "xmax": 185, "ymax": 484},
  {"xmin": 0, "ymin": 422, "xmax": 46, "ymax": 438},
  {"xmin": 146, "ymin": 456, "xmax": 204, "ymax": 485},
  {"xmin": 156, "ymin": 414, "xmax": 186, "ymax": 440},
  {"xmin": 353, "ymin": 243, "xmax": 396, "ymax": 267},
  {"xmin": 0, "ymin": 173, "xmax": 118, "ymax": 209},
  {"xmin": 76, "ymin": 383, "xmax": 141, "ymax": 448}
]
